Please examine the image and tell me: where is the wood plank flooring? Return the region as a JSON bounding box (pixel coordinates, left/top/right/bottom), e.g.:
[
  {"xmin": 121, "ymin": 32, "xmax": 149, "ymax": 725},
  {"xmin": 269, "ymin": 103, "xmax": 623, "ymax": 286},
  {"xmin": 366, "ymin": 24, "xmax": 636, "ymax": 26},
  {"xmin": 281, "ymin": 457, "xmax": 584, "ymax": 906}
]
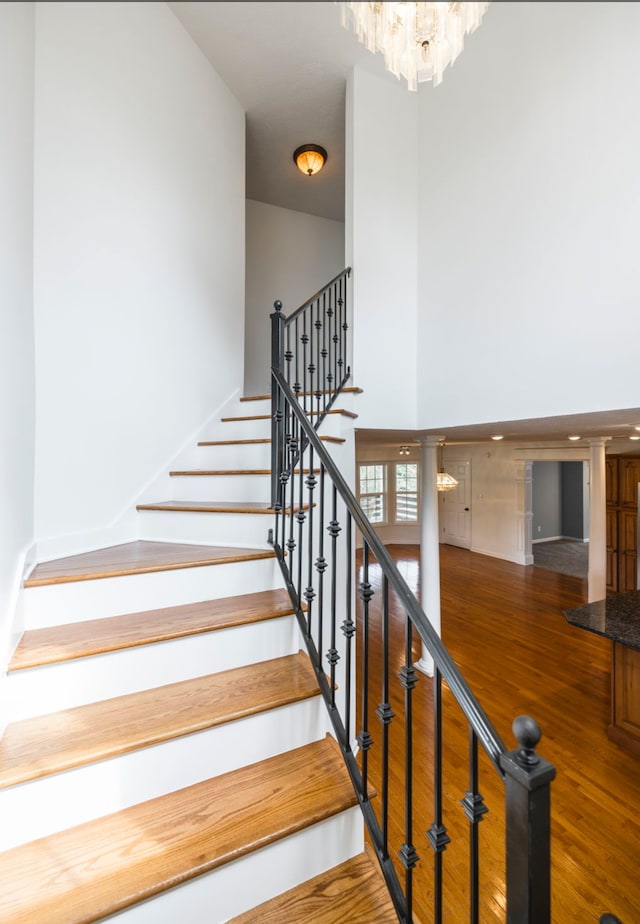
[
  {"xmin": 357, "ymin": 544, "xmax": 638, "ymax": 924},
  {"xmin": 25, "ymin": 541, "xmax": 274, "ymax": 587}
]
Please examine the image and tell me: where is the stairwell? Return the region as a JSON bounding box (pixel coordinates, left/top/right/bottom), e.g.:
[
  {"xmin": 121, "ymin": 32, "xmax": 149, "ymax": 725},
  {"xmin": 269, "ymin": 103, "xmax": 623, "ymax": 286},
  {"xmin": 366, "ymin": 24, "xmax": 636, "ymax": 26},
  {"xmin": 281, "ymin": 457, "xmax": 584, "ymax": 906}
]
[{"xmin": 0, "ymin": 392, "xmax": 397, "ymax": 922}]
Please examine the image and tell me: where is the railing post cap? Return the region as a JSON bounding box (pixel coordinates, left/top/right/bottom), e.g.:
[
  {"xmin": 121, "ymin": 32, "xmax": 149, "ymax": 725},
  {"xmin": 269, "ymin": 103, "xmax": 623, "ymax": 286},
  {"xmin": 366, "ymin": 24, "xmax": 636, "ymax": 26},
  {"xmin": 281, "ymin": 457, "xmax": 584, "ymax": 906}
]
[
  {"xmin": 274, "ymin": 300, "xmax": 282, "ymax": 312},
  {"xmin": 499, "ymin": 714, "xmax": 556, "ymax": 789},
  {"xmin": 513, "ymin": 714, "xmax": 541, "ymax": 764}
]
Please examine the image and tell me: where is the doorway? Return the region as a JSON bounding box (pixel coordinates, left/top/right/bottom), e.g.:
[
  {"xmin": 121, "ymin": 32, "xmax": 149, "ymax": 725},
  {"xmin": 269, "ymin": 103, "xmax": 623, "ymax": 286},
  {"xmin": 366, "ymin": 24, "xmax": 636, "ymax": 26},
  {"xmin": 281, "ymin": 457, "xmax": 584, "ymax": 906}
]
[{"xmin": 439, "ymin": 459, "xmax": 471, "ymax": 549}]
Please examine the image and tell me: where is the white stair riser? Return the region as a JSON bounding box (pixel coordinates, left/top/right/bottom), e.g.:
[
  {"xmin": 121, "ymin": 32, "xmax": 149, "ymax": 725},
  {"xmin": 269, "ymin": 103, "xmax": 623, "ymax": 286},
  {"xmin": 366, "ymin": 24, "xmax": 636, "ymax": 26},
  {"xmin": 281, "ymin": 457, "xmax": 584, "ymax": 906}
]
[
  {"xmin": 170, "ymin": 474, "xmax": 272, "ymax": 503},
  {"xmin": 8, "ymin": 616, "xmax": 298, "ymax": 720},
  {"xmin": 137, "ymin": 509, "xmax": 274, "ymax": 547},
  {"xmin": 217, "ymin": 414, "xmax": 345, "ymax": 442},
  {"xmin": 0, "ymin": 697, "xmax": 329, "ymax": 851},
  {"xmin": 24, "ymin": 556, "xmax": 282, "ymax": 629},
  {"xmin": 105, "ymin": 807, "xmax": 363, "ymax": 924},
  {"xmin": 195, "ymin": 443, "xmax": 273, "ymax": 470}
]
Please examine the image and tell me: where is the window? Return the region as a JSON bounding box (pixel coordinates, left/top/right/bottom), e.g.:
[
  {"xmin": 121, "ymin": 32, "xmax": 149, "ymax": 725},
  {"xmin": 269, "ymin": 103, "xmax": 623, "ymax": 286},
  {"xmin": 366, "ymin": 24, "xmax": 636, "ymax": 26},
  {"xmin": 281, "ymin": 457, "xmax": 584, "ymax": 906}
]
[
  {"xmin": 358, "ymin": 463, "xmax": 386, "ymax": 523},
  {"xmin": 395, "ymin": 463, "xmax": 418, "ymax": 521},
  {"xmin": 358, "ymin": 461, "xmax": 420, "ymax": 525}
]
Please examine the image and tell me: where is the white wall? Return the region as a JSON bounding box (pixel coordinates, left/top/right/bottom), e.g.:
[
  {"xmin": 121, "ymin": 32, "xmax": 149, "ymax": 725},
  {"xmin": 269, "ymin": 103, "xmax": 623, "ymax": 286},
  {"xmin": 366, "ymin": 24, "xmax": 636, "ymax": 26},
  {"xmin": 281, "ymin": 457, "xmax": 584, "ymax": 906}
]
[
  {"xmin": 33, "ymin": 2, "xmax": 245, "ymax": 549},
  {"xmin": 0, "ymin": 3, "xmax": 35, "ymax": 659},
  {"xmin": 244, "ymin": 200, "xmax": 345, "ymax": 395},
  {"xmin": 417, "ymin": 2, "xmax": 640, "ymax": 430},
  {"xmin": 347, "ymin": 68, "xmax": 419, "ymax": 430}
]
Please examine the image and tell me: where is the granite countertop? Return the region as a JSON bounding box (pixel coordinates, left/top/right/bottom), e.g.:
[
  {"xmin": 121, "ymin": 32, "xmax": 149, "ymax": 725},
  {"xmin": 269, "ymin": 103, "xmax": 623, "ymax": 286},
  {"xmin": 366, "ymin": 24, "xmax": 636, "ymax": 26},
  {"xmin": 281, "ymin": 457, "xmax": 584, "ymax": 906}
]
[{"xmin": 563, "ymin": 591, "xmax": 640, "ymax": 651}]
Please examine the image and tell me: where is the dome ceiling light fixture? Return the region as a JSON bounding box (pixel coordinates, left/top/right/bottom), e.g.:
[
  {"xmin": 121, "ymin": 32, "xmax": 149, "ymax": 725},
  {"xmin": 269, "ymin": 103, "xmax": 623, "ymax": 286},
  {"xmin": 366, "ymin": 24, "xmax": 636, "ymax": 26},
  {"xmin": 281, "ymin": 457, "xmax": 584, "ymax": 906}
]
[
  {"xmin": 293, "ymin": 144, "xmax": 327, "ymax": 177},
  {"xmin": 337, "ymin": 1, "xmax": 490, "ymax": 91}
]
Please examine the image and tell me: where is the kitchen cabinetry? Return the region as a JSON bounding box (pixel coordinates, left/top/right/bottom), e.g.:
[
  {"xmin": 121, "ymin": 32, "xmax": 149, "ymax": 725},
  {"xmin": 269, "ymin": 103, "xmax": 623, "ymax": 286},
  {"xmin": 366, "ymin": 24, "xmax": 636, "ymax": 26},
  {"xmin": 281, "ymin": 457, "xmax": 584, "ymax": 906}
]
[{"xmin": 605, "ymin": 456, "xmax": 640, "ymax": 594}]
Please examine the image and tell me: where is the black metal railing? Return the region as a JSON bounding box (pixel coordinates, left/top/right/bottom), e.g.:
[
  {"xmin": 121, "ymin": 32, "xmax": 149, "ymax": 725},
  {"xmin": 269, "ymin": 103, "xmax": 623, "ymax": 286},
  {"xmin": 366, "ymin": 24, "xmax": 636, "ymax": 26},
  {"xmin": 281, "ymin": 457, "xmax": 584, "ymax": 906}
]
[
  {"xmin": 270, "ymin": 268, "xmax": 351, "ymax": 508},
  {"xmin": 269, "ymin": 369, "xmax": 555, "ymax": 923}
]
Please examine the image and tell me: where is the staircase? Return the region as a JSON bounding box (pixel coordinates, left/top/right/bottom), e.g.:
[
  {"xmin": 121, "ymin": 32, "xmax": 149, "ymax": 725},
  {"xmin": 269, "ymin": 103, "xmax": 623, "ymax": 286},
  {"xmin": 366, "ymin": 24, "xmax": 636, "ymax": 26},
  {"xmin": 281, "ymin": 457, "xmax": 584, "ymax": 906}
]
[{"xmin": 0, "ymin": 392, "xmax": 396, "ymax": 922}]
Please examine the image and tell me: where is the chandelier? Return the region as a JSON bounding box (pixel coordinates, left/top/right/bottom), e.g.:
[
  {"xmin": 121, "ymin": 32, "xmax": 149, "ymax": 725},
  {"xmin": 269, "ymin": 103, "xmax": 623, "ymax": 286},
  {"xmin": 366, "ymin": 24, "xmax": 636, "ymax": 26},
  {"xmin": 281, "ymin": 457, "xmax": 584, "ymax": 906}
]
[{"xmin": 338, "ymin": 2, "xmax": 490, "ymax": 90}]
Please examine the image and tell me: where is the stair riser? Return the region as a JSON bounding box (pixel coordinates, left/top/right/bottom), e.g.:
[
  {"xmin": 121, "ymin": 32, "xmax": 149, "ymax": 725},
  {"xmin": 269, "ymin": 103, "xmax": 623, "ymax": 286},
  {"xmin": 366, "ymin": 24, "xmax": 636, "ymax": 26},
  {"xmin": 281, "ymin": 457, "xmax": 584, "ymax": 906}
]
[
  {"xmin": 0, "ymin": 697, "xmax": 329, "ymax": 850},
  {"xmin": 216, "ymin": 414, "xmax": 345, "ymax": 441},
  {"xmin": 170, "ymin": 474, "xmax": 272, "ymax": 503},
  {"xmin": 196, "ymin": 444, "xmax": 273, "ymax": 469},
  {"xmin": 137, "ymin": 509, "xmax": 274, "ymax": 546},
  {"xmin": 101, "ymin": 807, "xmax": 363, "ymax": 924},
  {"xmin": 8, "ymin": 615, "xmax": 298, "ymax": 720},
  {"xmin": 23, "ymin": 556, "xmax": 282, "ymax": 629}
]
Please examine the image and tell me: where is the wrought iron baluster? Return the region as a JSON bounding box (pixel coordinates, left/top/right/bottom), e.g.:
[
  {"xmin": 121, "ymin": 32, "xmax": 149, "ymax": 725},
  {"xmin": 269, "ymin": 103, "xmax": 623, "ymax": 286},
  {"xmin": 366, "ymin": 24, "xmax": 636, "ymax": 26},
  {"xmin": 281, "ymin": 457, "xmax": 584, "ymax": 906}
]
[
  {"xmin": 293, "ymin": 318, "xmax": 300, "ymax": 398},
  {"xmin": 286, "ymin": 410, "xmax": 297, "ymax": 583},
  {"xmin": 314, "ymin": 297, "xmax": 322, "ymax": 418},
  {"xmin": 284, "ymin": 321, "xmax": 292, "ymax": 391},
  {"xmin": 305, "ymin": 446, "xmax": 317, "ymax": 637},
  {"xmin": 321, "ymin": 291, "xmax": 327, "ymax": 413},
  {"xmin": 296, "ymin": 443, "xmax": 306, "ymax": 603},
  {"xmin": 358, "ymin": 542, "xmax": 373, "ymax": 800},
  {"xmin": 326, "ymin": 286, "xmax": 334, "ymax": 408},
  {"xmin": 376, "ymin": 574, "xmax": 394, "ymax": 859},
  {"xmin": 399, "ymin": 611, "xmax": 419, "ymax": 922},
  {"xmin": 332, "ymin": 280, "xmax": 339, "ymax": 396},
  {"xmin": 316, "ymin": 465, "xmax": 326, "ymax": 672},
  {"xmin": 308, "ymin": 301, "xmax": 315, "ymax": 417},
  {"xmin": 428, "ymin": 667, "xmax": 450, "ymax": 924},
  {"xmin": 327, "ymin": 484, "xmax": 341, "ymax": 708},
  {"xmin": 461, "ymin": 728, "xmax": 488, "ymax": 924},
  {"xmin": 341, "ymin": 510, "xmax": 354, "ymax": 748},
  {"xmin": 302, "ymin": 309, "xmax": 308, "ymax": 416}
]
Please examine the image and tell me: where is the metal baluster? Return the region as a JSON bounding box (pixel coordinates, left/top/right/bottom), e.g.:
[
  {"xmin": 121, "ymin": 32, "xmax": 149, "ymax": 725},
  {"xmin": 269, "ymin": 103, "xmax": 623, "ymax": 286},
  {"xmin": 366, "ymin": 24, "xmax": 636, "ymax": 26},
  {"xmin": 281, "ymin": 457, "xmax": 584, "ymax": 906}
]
[
  {"xmin": 332, "ymin": 280, "xmax": 339, "ymax": 396},
  {"xmin": 376, "ymin": 574, "xmax": 394, "ymax": 858},
  {"xmin": 321, "ymin": 291, "xmax": 327, "ymax": 415},
  {"xmin": 461, "ymin": 729, "xmax": 488, "ymax": 924},
  {"xmin": 285, "ymin": 321, "xmax": 292, "ymax": 391},
  {"xmin": 287, "ymin": 410, "xmax": 297, "ymax": 583},
  {"xmin": 341, "ymin": 510, "xmax": 354, "ymax": 749},
  {"xmin": 308, "ymin": 302, "xmax": 315, "ymax": 420},
  {"xmin": 316, "ymin": 465, "xmax": 326, "ymax": 671},
  {"xmin": 302, "ymin": 308, "xmax": 308, "ymax": 416},
  {"xmin": 305, "ymin": 446, "xmax": 317, "ymax": 636},
  {"xmin": 315, "ymin": 297, "xmax": 322, "ymax": 418},
  {"xmin": 358, "ymin": 542, "xmax": 373, "ymax": 800},
  {"xmin": 296, "ymin": 440, "xmax": 306, "ymax": 603},
  {"xmin": 399, "ymin": 611, "xmax": 419, "ymax": 922},
  {"xmin": 294, "ymin": 317, "xmax": 300, "ymax": 398},
  {"xmin": 326, "ymin": 286, "xmax": 334, "ymax": 408},
  {"xmin": 427, "ymin": 667, "xmax": 451, "ymax": 924},
  {"xmin": 327, "ymin": 484, "xmax": 341, "ymax": 708},
  {"xmin": 342, "ymin": 272, "xmax": 350, "ymax": 380},
  {"xmin": 337, "ymin": 276, "xmax": 344, "ymax": 386}
]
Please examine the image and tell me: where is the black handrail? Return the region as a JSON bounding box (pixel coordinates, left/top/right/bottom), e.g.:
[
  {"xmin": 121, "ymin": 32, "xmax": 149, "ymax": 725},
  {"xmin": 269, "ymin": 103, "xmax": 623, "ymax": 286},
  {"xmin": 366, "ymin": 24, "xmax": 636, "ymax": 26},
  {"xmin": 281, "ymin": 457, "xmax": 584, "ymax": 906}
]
[{"xmin": 269, "ymin": 357, "xmax": 556, "ymax": 923}]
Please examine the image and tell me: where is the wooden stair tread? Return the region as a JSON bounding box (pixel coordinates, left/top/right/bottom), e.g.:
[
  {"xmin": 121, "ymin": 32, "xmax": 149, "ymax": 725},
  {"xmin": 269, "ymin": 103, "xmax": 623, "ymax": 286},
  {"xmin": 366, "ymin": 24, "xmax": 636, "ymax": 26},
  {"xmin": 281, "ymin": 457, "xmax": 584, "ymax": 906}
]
[
  {"xmin": 197, "ymin": 435, "xmax": 345, "ymax": 446},
  {"xmin": 240, "ymin": 386, "xmax": 363, "ymax": 402},
  {"xmin": 10, "ymin": 588, "xmax": 295, "ymax": 671},
  {"xmin": 25, "ymin": 541, "xmax": 274, "ymax": 588},
  {"xmin": 0, "ymin": 736, "xmax": 356, "ymax": 924},
  {"xmin": 228, "ymin": 847, "xmax": 398, "ymax": 923},
  {"xmin": 136, "ymin": 500, "xmax": 310, "ymax": 514},
  {"xmin": 169, "ymin": 468, "xmax": 319, "ymax": 476},
  {"xmin": 222, "ymin": 408, "xmax": 357, "ymax": 422},
  {"xmin": 0, "ymin": 651, "xmax": 317, "ymax": 789}
]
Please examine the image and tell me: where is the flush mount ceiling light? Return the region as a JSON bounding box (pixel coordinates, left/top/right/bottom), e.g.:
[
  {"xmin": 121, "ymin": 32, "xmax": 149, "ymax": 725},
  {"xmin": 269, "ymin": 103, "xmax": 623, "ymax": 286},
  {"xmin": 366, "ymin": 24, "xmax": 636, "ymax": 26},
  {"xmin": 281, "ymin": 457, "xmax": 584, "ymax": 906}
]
[
  {"xmin": 337, "ymin": 1, "xmax": 490, "ymax": 91},
  {"xmin": 293, "ymin": 144, "xmax": 327, "ymax": 176},
  {"xmin": 491, "ymin": 434, "xmax": 503, "ymax": 441},
  {"xmin": 568, "ymin": 435, "xmax": 581, "ymax": 441}
]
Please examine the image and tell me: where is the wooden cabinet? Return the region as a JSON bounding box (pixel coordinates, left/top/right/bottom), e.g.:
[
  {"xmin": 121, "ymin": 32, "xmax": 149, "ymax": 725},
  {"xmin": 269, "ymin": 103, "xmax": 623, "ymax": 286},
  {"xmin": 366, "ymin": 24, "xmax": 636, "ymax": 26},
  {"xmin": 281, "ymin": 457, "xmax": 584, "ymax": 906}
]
[
  {"xmin": 606, "ymin": 456, "xmax": 640, "ymax": 594},
  {"xmin": 610, "ymin": 641, "xmax": 640, "ymax": 757}
]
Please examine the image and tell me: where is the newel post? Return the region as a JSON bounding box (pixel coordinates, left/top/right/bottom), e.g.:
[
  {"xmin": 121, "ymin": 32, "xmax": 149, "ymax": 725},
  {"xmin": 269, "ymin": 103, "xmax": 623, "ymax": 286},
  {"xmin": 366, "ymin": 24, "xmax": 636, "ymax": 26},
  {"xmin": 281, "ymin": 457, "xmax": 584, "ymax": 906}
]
[
  {"xmin": 271, "ymin": 300, "xmax": 285, "ymax": 510},
  {"xmin": 499, "ymin": 715, "xmax": 556, "ymax": 924}
]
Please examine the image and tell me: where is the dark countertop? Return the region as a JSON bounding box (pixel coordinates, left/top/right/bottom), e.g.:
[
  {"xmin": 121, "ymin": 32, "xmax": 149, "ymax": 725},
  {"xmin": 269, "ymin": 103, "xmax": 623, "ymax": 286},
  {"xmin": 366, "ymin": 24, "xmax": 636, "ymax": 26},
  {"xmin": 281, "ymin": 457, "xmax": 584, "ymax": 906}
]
[{"xmin": 563, "ymin": 591, "xmax": 640, "ymax": 651}]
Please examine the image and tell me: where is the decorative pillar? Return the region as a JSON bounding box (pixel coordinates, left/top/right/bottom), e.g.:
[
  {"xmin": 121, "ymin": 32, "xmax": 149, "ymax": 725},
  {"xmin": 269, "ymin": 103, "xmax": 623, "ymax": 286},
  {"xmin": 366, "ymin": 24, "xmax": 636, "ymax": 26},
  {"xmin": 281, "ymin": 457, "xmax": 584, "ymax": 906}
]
[
  {"xmin": 415, "ymin": 435, "xmax": 445, "ymax": 676},
  {"xmin": 587, "ymin": 438, "xmax": 609, "ymax": 603}
]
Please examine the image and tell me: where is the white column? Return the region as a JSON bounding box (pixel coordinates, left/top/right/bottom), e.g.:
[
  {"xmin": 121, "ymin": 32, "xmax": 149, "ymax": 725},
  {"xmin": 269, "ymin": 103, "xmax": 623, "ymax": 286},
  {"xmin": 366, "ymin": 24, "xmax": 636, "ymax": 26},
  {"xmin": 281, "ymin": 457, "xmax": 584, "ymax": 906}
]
[
  {"xmin": 587, "ymin": 438, "xmax": 609, "ymax": 602},
  {"xmin": 415, "ymin": 435, "xmax": 444, "ymax": 676}
]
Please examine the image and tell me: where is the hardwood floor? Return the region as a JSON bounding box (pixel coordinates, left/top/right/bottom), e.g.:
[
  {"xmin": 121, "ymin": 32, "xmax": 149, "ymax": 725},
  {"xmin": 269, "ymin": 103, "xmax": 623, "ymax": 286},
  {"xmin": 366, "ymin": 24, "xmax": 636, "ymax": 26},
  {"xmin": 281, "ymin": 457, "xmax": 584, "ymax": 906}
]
[{"xmin": 357, "ymin": 544, "xmax": 638, "ymax": 923}]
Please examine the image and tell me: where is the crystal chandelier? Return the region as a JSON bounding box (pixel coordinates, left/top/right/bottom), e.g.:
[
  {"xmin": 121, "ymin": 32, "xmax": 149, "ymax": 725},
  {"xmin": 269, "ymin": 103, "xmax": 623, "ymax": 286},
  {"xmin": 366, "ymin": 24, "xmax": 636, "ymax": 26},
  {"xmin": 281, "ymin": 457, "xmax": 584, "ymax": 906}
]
[{"xmin": 338, "ymin": 2, "xmax": 490, "ymax": 90}]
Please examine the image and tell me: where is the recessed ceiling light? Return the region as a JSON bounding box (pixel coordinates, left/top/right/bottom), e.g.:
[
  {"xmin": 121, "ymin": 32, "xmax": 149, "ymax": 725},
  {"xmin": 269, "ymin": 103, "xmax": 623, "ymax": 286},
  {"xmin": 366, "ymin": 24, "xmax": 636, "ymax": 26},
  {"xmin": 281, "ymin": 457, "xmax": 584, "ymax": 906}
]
[
  {"xmin": 491, "ymin": 434, "xmax": 503, "ymax": 441},
  {"xmin": 630, "ymin": 435, "xmax": 640, "ymax": 441},
  {"xmin": 635, "ymin": 426, "xmax": 640, "ymax": 432},
  {"xmin": 568, "ymin": 435, "xmax": 581, "ymax": 441}
]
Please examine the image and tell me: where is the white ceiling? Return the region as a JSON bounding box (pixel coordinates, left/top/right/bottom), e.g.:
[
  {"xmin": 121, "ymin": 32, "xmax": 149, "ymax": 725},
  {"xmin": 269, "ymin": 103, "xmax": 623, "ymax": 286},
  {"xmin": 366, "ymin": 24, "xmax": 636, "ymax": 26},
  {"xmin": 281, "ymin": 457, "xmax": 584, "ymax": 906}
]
[
  {"xmin": 170, "ymin": 1, "xmax": 390, "ymax": 223},
  {"xmin": 170, "ymin": 2, "xmax": 640, "ymax": 451}
]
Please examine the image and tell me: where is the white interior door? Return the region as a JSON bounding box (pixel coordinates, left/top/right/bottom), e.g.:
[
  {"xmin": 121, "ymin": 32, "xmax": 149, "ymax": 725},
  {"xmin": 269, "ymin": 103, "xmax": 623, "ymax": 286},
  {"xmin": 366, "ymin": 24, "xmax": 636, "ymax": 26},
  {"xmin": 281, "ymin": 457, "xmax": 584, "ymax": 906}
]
[{"xmin": 440, "ymin": 459, "xmax": 471, "ymax": 549}]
